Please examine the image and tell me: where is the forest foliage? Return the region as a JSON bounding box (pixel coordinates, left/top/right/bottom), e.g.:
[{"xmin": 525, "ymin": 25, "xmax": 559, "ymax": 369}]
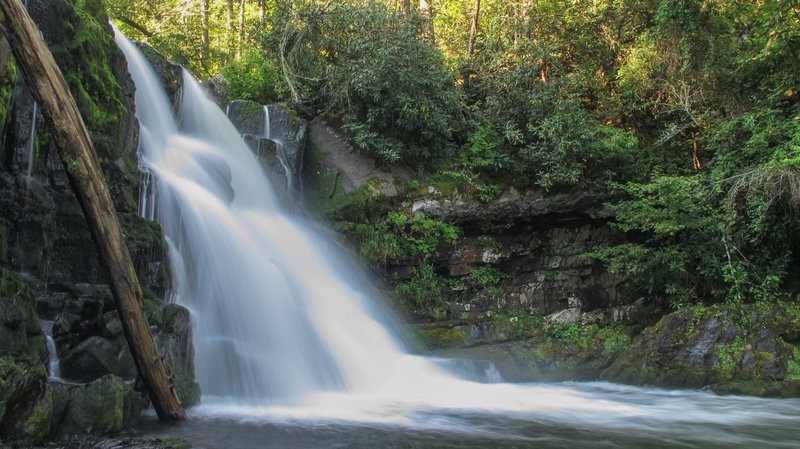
[{"xmin": 109, "ymin": 0, "xmax": 800, "ymax": 308}]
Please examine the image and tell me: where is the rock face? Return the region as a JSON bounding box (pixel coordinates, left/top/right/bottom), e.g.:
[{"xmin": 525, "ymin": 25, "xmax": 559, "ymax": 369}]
[
  {"xmin": 227, "ymin": 100, "xmax": 307, "ymax": 201},
  {"xmin": 304, "ymin": 116, "xmax": 413, "ymax": 202},
  {"xmin": 0, "ymin": 0, "xmax": 199, "ymax": 443},
  {"xmin": 50, "ymin": 375, "xmax": 146, "ymax": 439},
  {"xmin": 0, "ymin": 269, "xmax": 51, "ymax": 446},
  {"xmin": 601, "ymin": 308, "xmax": 800, "ymax": 395}
]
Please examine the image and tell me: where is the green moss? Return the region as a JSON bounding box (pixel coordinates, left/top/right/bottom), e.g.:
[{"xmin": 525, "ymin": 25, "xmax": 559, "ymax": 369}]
[
  {"xmin": 0, "ymin": 55, "xmax": 17, "ymax": 137},
  {"xmin": 417, "ymin": 327, "xmax": 468, "ymax": 349},
  {"xmin": 19, "ymin": 386, "xmax": 52, "ymax": 446},
  {"xmin": 42, "ymin": 0, "xmax": 132, "ymax": 175}
]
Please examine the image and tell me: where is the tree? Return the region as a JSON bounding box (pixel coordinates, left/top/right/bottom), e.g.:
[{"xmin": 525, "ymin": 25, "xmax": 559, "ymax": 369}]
[
  {"xmin": 200, "ymin": 0, "xmax": 210, "ymax": 68},
  {"xmin": 467, "ymin": 0, "xmax": 480, "ymax": 57},
  {"xmin": 420, "ymin": 0, "xmax": 434, "ymax": 43}
]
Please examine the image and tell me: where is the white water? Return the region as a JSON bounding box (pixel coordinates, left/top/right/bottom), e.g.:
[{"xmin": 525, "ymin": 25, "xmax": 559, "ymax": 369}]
[
  {"xmin": 113, "ymin": 29, "xmax": 800, "ymax": 444},
  {"xmin": 26, "ymin": 100, "xmax": 37, "ymax": 178},
  {"xmin": 40, "ymin": 320, "xmax": 61, "ymax": 380}
]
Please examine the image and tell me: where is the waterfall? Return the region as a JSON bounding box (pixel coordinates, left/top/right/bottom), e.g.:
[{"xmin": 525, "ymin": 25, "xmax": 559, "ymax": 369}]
[
  {"xmin": 40, "ymin": 320, "xmax": 61, "ymax": 380},
  {"xmin": 265, "ymin": 113, "xmax": 293, "ymax": 194},
  {"xmin": 114, "ymin": 28, "xmax": 639, "ymax": 421},
  {"xmin": 26, "ymin": 101, "xmax": 37, "ymax": 178}
]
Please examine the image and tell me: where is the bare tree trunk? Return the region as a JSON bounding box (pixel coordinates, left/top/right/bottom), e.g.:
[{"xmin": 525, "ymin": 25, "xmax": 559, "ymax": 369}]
[
  {"xmin": 467, "ymin": 0, "xmax": 480, "ymax": 57},
  {"xmin": 200, "ymin": 0, "xmax": 210, "ymax": 67},
  {"xmin": 227, "ymin": 0, "xmax": 235, "ymax": 54},
  {"xmin": 237, "ymin": 0, "xmax": 246, "ymax": 59},
  {"xmin": 259, "ymin": 0, "xmax": 265, "ymax": 20},
  {"xmin": 401, "ymin": 0, "xmax": 410, "ymax": 15},
  {"xmin": 419, "ymin": 0, "xmax": 434, "ymax": 43},
  {"xmin": 0, "ymin": 0, "xmax": 186, "ymax": 422}
]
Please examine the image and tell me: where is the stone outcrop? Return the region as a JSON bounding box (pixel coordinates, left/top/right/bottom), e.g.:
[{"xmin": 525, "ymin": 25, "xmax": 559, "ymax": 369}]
[
  {"xmin": 0, "ymin": 0, "xmax": 199, "ymax": 443},
  {"xmin": 0, "ymin": 269, "xmax": 51, "ymax": 446},
  {"xmin": 227, "ymin": 100, "xmax": 307, "ymax": 201},
  {"xmin": 304, "ymin": 116, "xmax": 413, "ymax": 204}
]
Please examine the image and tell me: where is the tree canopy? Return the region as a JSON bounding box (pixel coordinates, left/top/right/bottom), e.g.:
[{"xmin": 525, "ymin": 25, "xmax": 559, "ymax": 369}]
[{"xmin": 109, "ymin": 0, "xmax": 800, "ymax": 308}]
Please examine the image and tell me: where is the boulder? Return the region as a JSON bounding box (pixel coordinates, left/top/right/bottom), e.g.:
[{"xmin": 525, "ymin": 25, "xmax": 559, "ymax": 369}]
[
  {"xmin": 58, "ymin": 335, "xmax": 137, "ymax": 383},
  {"xmin": 203, "ymin": 74, "xmax": 229, "ymax": 105},
  {"xmin": 601, "ymin": 307, "xmax": 800, "ymax": 396},
  {"xmin": 228, "ymin": 100, "xmax": 307, "ymax": 199},
  {"xmin": 155, "ymin": 304, "xmax": 201, "ymax": 406},
  {"xmin": 0, "ymin": 356, "xmax": 52, "ymax": 446},
  {"xmin": 304, "ymin": 116, "xmax": 412, "ymax": 203},
  {"xmin": 49, "ymin": 375, "xmax": 146, "ymax": 439}
]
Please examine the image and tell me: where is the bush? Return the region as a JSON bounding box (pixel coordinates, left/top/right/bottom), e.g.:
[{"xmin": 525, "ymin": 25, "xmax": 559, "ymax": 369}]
[{"xmin": 258, "ymin": 0, "xmax": 465, "ymax": 167}]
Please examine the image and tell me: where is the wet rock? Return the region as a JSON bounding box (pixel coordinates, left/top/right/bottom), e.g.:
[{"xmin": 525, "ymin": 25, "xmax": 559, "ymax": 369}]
[
  {"xmin": 135, "ymin": 42, "xmax": 184, "ymax": 108},
  {"xmin": 59, "ymin": 336, "xmax": 138, "ymax": 384},
  {"xmin": 203, "ymin": 74, "xmax": 229, "ymax": 105},
  {"xmin": 600, "ymin": 307, "xmax": 799, "ymax": 395},
  {"xmin": 0, "ymin": 356, "xmax": 52, "ymax": 446},
  {"xmin": 154, "ymin": 304, "xmax": 201, "ymax": 406},
  {"xmin": 228, "ymin": 100, "xmax": 307, "ymax": 199},
  {"xmin": 50, "ymin": 375, "xmax": 146, "ymax": 439}
]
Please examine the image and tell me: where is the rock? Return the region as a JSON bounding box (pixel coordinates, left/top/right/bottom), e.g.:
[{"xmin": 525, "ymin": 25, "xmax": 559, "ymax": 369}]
[
  {"xmin": 0, "ymin": 268, "xmax": 46, "ymax": 360},
  {"xmin": 155, "ymin": 304, "xmax": 201, "ymax": 406},
  {"xmin": 49, "ymin": 375, "xmax": 146, "ymax": 438},
  {"xmin": 0, "ymin": 356, "xmax": 52, "ymax": 446},
  {"xmin": 59, "ymin": 335, "xmax": 138, "ymax": 383},
  {"xmin": 135, "ymin": 42, "xmax": 184, "ymax": 107},
  {"xmin": 304, "ymin": 116, "xmax": 412, "ymax": 202},
  {"xmin": 203, "ymin": 74, "xmax": 229, "ymax": 105},
  {"xmin": 227, "ymin": 100, "xmax": 307, "ymax": 200},
  {"xmin": 600, "ymin": 307, "xmax": 800, "ymax": 395}
]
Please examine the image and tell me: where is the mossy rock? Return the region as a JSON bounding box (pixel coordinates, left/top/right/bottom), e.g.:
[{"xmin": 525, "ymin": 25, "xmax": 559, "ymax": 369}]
[
  {"xmin": 0, "ymin": 268, "xmax": 46, "ymax": 360},
  {"xmin": 0, "ymin": 355, "xmax": 51, "ymax": 446},
  {"xmin": 155, "ymin": 304, "xmax": 201, "ymax": 406},
  {"xmin": 50, "ymin": 375, "xmax": 145, "ymax": 438}
]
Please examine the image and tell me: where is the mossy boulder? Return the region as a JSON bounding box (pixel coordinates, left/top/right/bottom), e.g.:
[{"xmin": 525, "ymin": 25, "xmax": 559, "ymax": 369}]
[
  {"xmin": 154, "ymin": 304, "xmax": 201, "ymax": 406},
  {"xmin": 49, "ymin": 375, "xmax": 145, "ymax": 439},
  {"xmin": 0, "ymin": 356, "xmax": 51, "ymax": 446},
  {"xmin": 0, "ymin": 268, "xmax": 46, "ymax": 361},
  {"xmin": 600, "ymin": 305, "xmax": 800, "ymax": 396}
]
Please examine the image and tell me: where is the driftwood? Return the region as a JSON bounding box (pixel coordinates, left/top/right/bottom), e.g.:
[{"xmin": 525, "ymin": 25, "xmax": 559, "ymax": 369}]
[{"xmin": 0, "ymin": 0, "xmax": 186, "ymax": 421}]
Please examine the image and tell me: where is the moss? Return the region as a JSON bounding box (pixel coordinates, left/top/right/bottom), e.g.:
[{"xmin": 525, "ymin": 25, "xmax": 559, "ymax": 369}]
[
  {"xmin": 240, "ymin": 100, "xmax": 264, "ymax": 121},
  {"xmin": 19, "ymin": 385, "xmax": 52, "ymax": 446},
  {"xmin": 416, "ymin": 327, "xmax": 468, "ymax": 349},
  {"xmin": 0, "ymin": 55, "xmax": 17, "ymax": 138},
  {"xmin": 39, "ymin": 0, "xmax": 133, "ymax": 183}
]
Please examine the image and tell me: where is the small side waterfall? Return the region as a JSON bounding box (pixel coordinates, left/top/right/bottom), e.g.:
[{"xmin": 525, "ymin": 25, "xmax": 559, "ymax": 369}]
[
  {"xmin": 25, "ymin": 101, "xmax": 37, "ymax": 178},
  {"xmin": 262, "ymin": 105, "xmax": 293, "ymax": 193},
  {"xmin": 40, "ymin": 320, "xmax": 61, "ymax": 380}
]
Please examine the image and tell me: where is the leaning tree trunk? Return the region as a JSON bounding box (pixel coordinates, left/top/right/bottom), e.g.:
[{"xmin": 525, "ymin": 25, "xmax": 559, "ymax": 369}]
[{"xmin": 0, "ymin": 0, "xmax": 186, "ymax": 422}]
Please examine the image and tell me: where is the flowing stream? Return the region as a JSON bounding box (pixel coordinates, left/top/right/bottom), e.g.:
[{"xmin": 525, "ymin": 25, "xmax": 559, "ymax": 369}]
[{"xmin": 114, "ymin": 30, "xmax": 800, "ymax": 448}]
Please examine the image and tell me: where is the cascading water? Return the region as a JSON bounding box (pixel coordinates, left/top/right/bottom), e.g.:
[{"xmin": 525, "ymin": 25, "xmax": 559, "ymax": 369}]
[
  {"xmin": 114, "ymin": 28, "xmax": 800, "ymax": 447},
  {"xmin": 114, "ymin": 27, "xmax": 626, "ymax": 415},
  {"xmin": 26, "ymin": 100, "xmax": 37, "ymax": 178}
]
